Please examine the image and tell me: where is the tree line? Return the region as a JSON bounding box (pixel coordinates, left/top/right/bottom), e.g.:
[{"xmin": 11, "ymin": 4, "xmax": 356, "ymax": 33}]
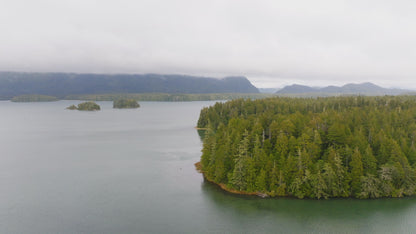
[
  {"xmin": 197, "ymin": 96, "xmax": 416, "ymax": 199},
  {"xmin": 66, "ymin": 93, "xmax": 272, "ymax": 102}
]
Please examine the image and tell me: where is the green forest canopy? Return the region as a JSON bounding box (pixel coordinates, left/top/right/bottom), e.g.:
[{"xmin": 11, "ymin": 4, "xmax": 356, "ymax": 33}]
[
  {"xmin": 67, "ymin": 101, "xmax": 101, "ymax": 111},
  {"xmin": 113, "ymin": 99, "xmax": 140, "ymax": 108},
  {"xmin": 197, "ymin": 96, "xmax": 416, "ymax": 199}
]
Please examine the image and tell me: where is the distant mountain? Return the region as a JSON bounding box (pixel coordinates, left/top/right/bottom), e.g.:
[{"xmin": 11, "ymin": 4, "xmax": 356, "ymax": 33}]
[
  {"xmin": 276, "ymin": 84, "xmax": 318, "ymax": 94},
  {"xmin": 0, "ymin": 72, "xmax": 259, "ymax": 99},
  {"xmin": 276, "ymin": 82, "xmax": 411, "ymax": 96}
]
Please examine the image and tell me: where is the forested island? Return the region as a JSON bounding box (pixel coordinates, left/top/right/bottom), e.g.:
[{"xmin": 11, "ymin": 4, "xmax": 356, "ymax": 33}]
[
  {"xmin": 11, "ymin": 94, "xmax": 58, "ymax": 102},
  {"xmin": 67, "ymin": 101, "xmax": 100, "ymax": 111},
  {"xmin": 197, "ymin": 96, "xmax": 416, "ymax": 199},
  {"xmin": 113, "ymin": 99, "xmax": 140, "ymax": 108}
]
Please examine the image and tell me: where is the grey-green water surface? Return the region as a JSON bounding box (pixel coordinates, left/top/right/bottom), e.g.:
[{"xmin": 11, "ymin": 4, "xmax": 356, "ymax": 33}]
[{"xmin": 1, "ymin": 101, "xmax": 416, "ymax": 233}]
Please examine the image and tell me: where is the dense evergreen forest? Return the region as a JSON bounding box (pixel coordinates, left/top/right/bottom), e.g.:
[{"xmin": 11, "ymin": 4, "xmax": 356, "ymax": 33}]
[
  {"xmin": 67, "ymin": 101, "xmax": 101, "ymax": 111},
  {"xmin": 197, "ymin": 96, "xmax": 416, "ymax": 199},
  {"xmin": 113, "ymin": 99, "xmax": 140, "ymax": 108}
]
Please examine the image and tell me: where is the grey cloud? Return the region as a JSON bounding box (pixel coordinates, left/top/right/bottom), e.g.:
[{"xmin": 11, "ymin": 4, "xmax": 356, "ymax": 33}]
[{"xmin": 0, "ymin": 0, "xmax": 415, "ymax": 89}]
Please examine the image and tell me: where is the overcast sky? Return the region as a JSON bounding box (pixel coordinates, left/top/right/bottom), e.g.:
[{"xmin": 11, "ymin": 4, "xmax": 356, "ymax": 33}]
[{"xmin": 1, "ymin": 0, "xmax": 415, "ymax": 88}]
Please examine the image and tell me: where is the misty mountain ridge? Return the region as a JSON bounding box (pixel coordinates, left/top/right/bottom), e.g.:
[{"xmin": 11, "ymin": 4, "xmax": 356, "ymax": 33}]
[
  {"xmin": 0, "ymin": 72, "xmax": 259, "ymax": 99},
  {"xmin": 276, "ymin": 82, "xmax": 412, "ymax": 96}
]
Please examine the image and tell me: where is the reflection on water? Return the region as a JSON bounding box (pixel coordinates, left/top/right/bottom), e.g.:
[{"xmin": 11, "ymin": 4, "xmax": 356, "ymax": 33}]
[{"xmin": 201, "ymin": 178, "xmax": 416, "ymax": 233}]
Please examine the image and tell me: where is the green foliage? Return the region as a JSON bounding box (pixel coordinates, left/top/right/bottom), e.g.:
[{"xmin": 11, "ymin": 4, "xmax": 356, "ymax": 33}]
[
  {"xmin": 350, "ymin": 148, "xmax": 364, "ymax": 196},
  {"xmin": 66, "ymin": 104, "xmax": 77, "ymax": 110},
  {"xmin": 67, "ymin": 102, "xmax": 101, "ymax": 111},
  {"xmin": 198, "ymin": 96, "xmax": 416, "ymax": 199},
  {"xmin": 113, "ymin": 99, "xmax": 140, "ymax": 108}
]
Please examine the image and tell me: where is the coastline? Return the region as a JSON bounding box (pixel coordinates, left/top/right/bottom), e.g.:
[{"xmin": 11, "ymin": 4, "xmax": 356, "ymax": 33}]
[
  {"xmin": 195, "ymin": 162, "xmax": 268, "ymax": 198},
  {"xmin": 194, "ymin": 127, "xmax": 208, "ymax": 130},
  {"xmin": 195, "ymin": 161, "xmax": 412, "ymax": 200}
]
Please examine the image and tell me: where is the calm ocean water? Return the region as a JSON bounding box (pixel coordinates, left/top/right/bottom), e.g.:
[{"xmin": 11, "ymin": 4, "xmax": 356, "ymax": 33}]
[{"xmin": 1, "ymin": 100, "xmax": 416, "ymax": 233}]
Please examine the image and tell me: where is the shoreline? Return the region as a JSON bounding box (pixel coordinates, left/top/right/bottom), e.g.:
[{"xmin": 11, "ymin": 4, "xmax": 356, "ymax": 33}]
[
  {"xmin": 194, "ymin": 162, "xmax": 268, "ymax": 198},
  {"xmin": 194, "ymin": 127, "xmax": 208, "ymax": 130},
  {"xmin": 195, "ymin": 162, "xmax": 413, "ymax": 200}
]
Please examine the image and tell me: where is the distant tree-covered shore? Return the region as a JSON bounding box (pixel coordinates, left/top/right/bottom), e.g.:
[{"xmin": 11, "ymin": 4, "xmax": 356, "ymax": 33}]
[
  {"xmin": 65, "ymin": 93, "xmax": 272, "ymax": 102},
  {"xmin": 197, "ymin": 96, "xmax": 416, "ymax": 199},
  {"xmin": 3, "ymin": 93, "xmax": 272, "ymax": 102},
  {"xmin": 11, "ymin": 94, "xmax": 58, "ymax": 102}
]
